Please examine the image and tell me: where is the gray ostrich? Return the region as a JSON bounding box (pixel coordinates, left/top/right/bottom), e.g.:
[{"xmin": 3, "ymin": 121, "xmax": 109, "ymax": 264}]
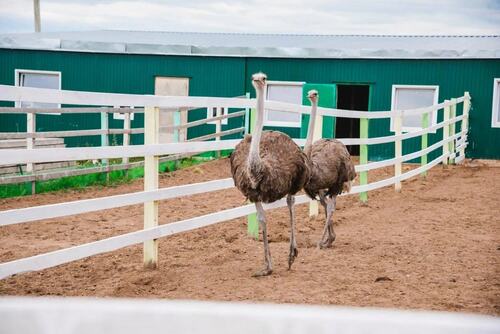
[
  {"xmin": 230, "ymin": 73, "xmax": 310, "ymax": 276},
  {"xmin": 303, "ymin": 90, "xmax": 356, "ymax": 249}
]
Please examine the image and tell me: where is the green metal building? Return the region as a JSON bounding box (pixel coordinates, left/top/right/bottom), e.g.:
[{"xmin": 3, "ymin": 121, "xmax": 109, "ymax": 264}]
[{"xmin": 0, "ymin": 31, "xmax": 499, "ymax": 160}]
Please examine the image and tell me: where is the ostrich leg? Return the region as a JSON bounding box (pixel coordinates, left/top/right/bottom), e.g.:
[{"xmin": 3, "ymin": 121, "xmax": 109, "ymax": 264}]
[
  {"xmin": 319, "ymin": 195, "xmax": 337, "ymax": 249},
  {"xmin": 317, "ymin": 192, "xmax": 329, "ymax": 247},
  {"xmin": 286, "ymin": 194, "xmax": 298, "ymax": 269},
  {"xmin": 253, "ymin": 202, "xmax": 273, "ymax": 277}
]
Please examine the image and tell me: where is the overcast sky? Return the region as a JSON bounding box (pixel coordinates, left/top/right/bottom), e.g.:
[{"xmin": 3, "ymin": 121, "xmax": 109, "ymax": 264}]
[{"xmin": 0, "ymin": 0, "xmax": 499, "ymax": 35}]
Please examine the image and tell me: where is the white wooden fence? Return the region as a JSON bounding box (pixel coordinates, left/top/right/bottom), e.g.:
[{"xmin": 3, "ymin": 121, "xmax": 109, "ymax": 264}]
[
  {"xmin": 0, "ymin": 90, "xmax": 248, "ymax": 190},
  {"xmin": 0, "ymin": 85, "xmax": 470, "ymax": 279}
]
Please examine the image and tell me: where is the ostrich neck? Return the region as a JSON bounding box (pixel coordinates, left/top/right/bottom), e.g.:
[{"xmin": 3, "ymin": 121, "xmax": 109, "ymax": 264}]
[
  {"xmin": 248, "ymin": 86, "xmax": 265, "ymax": 168},
  {"xmin": 304, "ymin": 101, "xmax": 318, "ymax": 159}
]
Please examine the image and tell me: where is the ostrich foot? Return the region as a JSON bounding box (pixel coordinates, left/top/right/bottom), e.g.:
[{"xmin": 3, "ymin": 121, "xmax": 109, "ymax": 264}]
[
  {"xmin": 318, "ymin": 239, "xmax": 333, "ymax": 249},
  {"xmin": 318, "ymin": 232, "xmax": 336, "ymax": 249},
  {"xmin": 252, "ymin": 267, "xmax": 273, "ymax": 277},
  {"xmin": 288, "ymin": 245, "xmax": 298, "ymax": 270}
]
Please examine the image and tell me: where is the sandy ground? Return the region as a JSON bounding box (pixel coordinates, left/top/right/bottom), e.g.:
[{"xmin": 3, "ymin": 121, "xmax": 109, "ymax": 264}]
[{"xmin": 0, "ymin": 158, "xmax": 499, "ymax": 316}]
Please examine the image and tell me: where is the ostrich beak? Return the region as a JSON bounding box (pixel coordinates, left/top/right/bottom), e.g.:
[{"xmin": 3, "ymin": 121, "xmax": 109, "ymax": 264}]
[
  {"xmin": 252, "ymin": 72, "xmax": 267, "ymax": 88},
  {"xmin": 307, "ymin": 90, "xmax": 319, "ymax": 101}
]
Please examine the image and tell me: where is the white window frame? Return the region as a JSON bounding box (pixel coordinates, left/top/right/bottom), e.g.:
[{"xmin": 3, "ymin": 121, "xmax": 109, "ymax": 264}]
[
  {"xmin": 491, "ymin": 78, "xmax": 500, "ymax": 128},
  {"xmin": 264, "ymin": 81, "xmax": 304, "ymax": 128},
  {"xmin": 206, "ymin": 107, "xmax": 228, "ymax": 125},
  {"xmin": 15, "ymin": 69, "xmax": 62, "ymax": 115},
  {"xmin": 390, "ymin": 84, "xmax": 439, "ymax": 133}
]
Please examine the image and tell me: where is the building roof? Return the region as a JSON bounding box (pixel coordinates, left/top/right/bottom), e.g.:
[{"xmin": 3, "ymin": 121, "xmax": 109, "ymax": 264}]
[{"xmin": 0, "ymin": 30, "xmax": 499, "ymax": 59}]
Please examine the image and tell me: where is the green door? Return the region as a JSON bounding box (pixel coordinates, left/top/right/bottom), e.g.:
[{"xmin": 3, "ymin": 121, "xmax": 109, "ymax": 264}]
[{"xmin": 300, "ymin": 83, "xmax": 336, "ymax": 139}]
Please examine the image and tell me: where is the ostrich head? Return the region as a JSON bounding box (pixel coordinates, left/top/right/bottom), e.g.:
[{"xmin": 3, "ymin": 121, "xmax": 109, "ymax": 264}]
[
  {"xmin": 252, "ymin": 72, "xmax": 267, "ymax": 90},
  {"xmin": 307, "ymin": 89, "xmax": 319, "ymax": 103}
]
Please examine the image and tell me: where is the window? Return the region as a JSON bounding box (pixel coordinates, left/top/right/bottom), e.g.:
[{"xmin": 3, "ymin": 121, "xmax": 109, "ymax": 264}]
[
  {"xmin": 390, "ymin": 85, "xmax": 439, "ymax": 133},
  {"xmin": 492, "ymin": 78, "xmax": 500, "ymax": 128},
  {"xmin": 15, "ymin": 69, "xmax": 61, "ymax": 113},
  {"xmin": 264, "ymin": 81, "xmax": 304, "ymax": 127},
  {"xmin": 207, "ymin": 107, "xmax": 228, "ymax": 125}
]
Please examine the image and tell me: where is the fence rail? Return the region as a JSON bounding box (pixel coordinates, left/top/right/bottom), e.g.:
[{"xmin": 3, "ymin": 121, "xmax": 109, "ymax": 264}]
[
  {"xmin": 0, "ymin": 109, "xmax": 247, "ymax": 140},
  {"xmin": 0, "ymin": 84, "xmax": 254, "ymax": 108},
  {"xmin": 0, "ymin": 153, "xmax": 203, "ymax": 185},
  {"xmin": 0, "ymin": 85, "xmax": 470, "ymax": 279}
]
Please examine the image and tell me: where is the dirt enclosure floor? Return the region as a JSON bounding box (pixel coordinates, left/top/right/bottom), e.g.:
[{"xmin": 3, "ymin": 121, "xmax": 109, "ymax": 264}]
[{"xmin": 0, "ymin": 158, "xmax": 499, "ymax": 316}]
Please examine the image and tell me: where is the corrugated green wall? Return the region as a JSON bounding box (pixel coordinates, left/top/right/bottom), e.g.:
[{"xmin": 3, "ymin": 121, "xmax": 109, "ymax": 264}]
[{"xmin": 1, "ymin": 49, "xmax": 499, "ymax": 159}]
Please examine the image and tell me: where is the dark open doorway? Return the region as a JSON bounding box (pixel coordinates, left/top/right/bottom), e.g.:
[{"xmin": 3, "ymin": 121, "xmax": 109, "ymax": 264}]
[{"xmin": 336, "ymin": 84, "xmax": 370, "ymax": 155}]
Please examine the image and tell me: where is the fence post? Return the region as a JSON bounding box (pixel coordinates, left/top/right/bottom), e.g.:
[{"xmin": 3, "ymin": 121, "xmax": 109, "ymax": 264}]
[
  {"xmin": 442, "ymin": 100, "xmax": 450, "ymax": 165},
  {"xmin": 359, "ymin": 118, "xmax": 369, "ymax": 202},
  {"xmin": 172, "ymin": 110, "xmax": 181, "ymax": 142},
  {"xmin": 123, "ymin": 109, "xmax": 131, "ymax": 176},
  {"xmin": 173, "ymin": 109, "xmax": 181, "ymax": 169},
  {"xmin": 247, "ymin": 107, "xmax": 259, "ymax": 239},
  {"xmin": 244, "ymin": 92, "xmax": 250, "ymax": 135},
  {"xmin": 100, "ymin": 111, "xmax": 109, "ymax": 182},
  {"xmin": 459, "ymin": 92, "xmax": 471, "ymax": 162},
  {"xmin": 144, "ymin": 106, "xmax": 160, "ymax": 269},
  {"xmin": 421, "ymin": 111, "xmax": 429, "ymax": 178},
  {"xmin": 179, "ymin": 107, "xmax": 188, "ymax": 143},
  {"xmin": 26, "ymin": 112, "xmax": 36, "ymax": 195},
  {"xmin": 309, "ymin": 111, "xmax": 323, "ymax": 217},
  {"xmin": 448, "ymin": 98, "xmax": 457, "ymax": 164},
  {"xmin": 394, "ymin": 111, "xmax": 402, "ymax": 192},
  {"xmin": 215, "ymin": 107, "xmax": 222, "ymax": 158}
]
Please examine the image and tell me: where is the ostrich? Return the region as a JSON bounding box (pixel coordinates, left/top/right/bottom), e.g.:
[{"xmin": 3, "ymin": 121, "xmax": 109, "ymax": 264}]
[
  {"xmin": 230, "ymin": 73, "xmax": 310, "ymax": 276},
  {"xmin": 303, "ymin": 90, "xmax": 356, "ymax": 249}
]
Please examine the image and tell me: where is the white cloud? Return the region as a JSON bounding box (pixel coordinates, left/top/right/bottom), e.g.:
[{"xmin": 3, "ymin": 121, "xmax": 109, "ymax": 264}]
[{"xmin": 0, "ymin": 0, "xmax": 498, "ymax": 34}]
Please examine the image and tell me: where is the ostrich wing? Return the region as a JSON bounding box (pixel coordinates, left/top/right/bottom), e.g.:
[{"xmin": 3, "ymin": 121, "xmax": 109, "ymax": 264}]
[{"xmin": 305, "ymin": 139, "xmax": 356, "ymax": 199}]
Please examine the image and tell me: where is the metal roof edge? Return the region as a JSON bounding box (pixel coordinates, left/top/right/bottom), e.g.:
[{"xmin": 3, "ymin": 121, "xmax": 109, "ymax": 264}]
[
  {"xmin": 1, "ymin": 45, "xmax": 499, "ymax": 60},
  {"xmin": 1, "ymin": 31, "xmax": 499, "ymax": 59}
]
